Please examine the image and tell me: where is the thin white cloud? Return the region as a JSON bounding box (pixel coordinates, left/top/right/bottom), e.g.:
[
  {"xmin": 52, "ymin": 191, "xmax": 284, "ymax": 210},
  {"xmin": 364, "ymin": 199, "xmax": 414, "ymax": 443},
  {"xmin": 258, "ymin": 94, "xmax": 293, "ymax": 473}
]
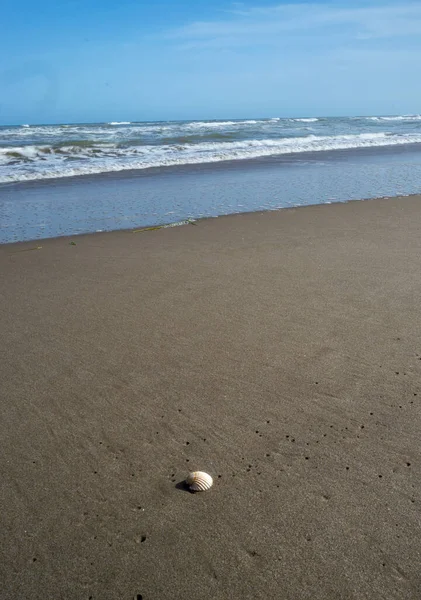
[{"xmin": 164, "ymin": 1, "xmax": 421, "ymax": 46}]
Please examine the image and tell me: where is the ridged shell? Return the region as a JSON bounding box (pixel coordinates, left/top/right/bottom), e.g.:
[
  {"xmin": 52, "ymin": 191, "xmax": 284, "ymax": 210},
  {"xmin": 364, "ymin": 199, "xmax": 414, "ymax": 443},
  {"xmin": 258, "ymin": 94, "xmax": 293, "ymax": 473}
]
[{"xmin": 185, "ymin": 471, "xmax": 213, "ymax": 492}]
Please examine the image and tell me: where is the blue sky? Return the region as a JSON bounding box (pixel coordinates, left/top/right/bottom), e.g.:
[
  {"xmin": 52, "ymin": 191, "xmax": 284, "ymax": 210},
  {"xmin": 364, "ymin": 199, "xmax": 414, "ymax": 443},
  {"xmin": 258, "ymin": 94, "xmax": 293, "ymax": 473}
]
[{"xmin": 1, "ymin": 0, "xmax": 421, "ymax": 124}]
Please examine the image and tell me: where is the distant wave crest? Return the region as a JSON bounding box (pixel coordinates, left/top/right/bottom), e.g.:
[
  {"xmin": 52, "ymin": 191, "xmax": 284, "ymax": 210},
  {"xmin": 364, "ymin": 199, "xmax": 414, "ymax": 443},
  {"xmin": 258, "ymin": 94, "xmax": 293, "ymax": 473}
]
[
  {"xmin": 187, "ymin": 120, "xmax": 260, "ymax": 128},
  {"xmin": 365, "ymin": 115, "xmax": 421, "ymax": 122}
]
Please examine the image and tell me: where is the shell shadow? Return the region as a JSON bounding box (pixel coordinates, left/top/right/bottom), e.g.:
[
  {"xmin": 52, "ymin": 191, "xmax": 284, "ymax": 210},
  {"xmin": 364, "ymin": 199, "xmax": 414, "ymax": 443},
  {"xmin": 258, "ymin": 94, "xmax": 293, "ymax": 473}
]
[{"xmin": 175, "ymin": 480, "xmax": 193, "ymax": 493}]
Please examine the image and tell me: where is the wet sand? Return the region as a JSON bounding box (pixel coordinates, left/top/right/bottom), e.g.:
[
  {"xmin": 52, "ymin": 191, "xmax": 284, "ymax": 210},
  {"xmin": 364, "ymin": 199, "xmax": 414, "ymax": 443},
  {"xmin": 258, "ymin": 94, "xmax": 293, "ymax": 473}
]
[{"xmin": 1, "ymin": 196, "xmax": 421, "ymax": 599}]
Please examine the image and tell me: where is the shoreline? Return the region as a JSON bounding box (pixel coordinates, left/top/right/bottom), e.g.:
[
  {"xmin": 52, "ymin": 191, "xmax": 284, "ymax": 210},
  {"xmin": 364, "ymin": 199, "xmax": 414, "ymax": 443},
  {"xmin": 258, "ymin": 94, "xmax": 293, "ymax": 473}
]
[{"xmin": 0, "ymin": 192, "xmax": 418, "ymax": 248}]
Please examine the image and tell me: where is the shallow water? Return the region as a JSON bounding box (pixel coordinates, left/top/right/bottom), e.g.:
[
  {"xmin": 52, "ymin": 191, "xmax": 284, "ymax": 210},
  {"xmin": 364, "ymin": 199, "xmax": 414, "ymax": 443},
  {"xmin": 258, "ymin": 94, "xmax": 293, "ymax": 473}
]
[{"xmin": 1, "ymin": 144, "xmax": 421, "ymax": 243}]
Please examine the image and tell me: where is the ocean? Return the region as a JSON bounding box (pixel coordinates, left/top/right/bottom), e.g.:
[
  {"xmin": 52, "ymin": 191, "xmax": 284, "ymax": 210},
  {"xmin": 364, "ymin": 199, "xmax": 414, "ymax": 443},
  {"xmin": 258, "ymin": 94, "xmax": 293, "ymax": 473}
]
[
  {"xmin": 2, "ymin": 115, "xmax": 421, "ymax": 183},
  {"xmin": 2, "ymin": 115, "xmax": 421, "ymax": 242}
]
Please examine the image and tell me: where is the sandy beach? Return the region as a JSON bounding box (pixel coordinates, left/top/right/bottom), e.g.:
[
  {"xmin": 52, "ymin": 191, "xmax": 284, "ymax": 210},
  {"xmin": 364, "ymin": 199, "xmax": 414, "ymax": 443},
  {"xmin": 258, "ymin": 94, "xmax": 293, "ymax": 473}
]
[{"xmin": 1, "ymin": 195, "xmax": 421, "ymax": 599}]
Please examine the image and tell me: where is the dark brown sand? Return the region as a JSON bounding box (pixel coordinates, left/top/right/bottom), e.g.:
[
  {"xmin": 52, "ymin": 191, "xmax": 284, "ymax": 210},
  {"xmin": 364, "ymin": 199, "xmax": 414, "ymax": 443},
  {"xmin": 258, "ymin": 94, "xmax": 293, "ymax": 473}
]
[{"xmin": 1, "ymin": 196, "xmax": 421, "ymax": 600}]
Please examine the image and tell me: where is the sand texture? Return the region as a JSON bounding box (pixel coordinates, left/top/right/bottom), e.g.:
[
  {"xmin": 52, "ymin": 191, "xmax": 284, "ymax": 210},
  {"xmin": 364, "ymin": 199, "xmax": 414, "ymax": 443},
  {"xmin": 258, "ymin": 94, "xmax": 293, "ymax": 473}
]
[{"xmin": 1, "ymin": 196, "xmax": 421, "ymax": 599}]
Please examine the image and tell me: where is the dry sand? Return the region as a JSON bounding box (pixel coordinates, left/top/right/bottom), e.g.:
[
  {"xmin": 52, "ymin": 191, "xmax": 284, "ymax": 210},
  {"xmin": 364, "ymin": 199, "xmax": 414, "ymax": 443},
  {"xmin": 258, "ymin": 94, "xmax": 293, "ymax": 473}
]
[{"xmin": 1, "ymin": 196, "xmax": 421, "ymax": 599}]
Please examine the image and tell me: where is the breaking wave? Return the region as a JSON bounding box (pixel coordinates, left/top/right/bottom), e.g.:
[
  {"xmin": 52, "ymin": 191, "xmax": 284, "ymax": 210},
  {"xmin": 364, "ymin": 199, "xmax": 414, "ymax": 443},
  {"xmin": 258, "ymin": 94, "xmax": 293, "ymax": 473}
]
[{"xmin": 2, "ymin": 131, "xmax": 421, "ymax": 183}]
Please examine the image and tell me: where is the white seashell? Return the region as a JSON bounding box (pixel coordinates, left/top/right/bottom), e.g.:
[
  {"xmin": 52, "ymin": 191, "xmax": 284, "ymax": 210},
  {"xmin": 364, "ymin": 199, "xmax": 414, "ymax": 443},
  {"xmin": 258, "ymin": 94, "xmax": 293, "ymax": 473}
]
[{"xmin": 185, "ymin": 471, "xmax": 213, "ymax": 492}]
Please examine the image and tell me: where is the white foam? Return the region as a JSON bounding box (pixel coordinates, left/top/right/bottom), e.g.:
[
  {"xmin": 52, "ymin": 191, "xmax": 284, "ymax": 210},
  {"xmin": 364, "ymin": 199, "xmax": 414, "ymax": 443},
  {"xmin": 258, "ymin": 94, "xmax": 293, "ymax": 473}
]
[
  {"xmin": 292, "ymin": 118, "xmax": 319, "ymax": 122},
  {"xmin": 108, "ymin": 121, "xmax": 131, "ymax": 125},
  {"xmin": 21, "ymin": 124, "xmax": 30, "ymax": 128}
]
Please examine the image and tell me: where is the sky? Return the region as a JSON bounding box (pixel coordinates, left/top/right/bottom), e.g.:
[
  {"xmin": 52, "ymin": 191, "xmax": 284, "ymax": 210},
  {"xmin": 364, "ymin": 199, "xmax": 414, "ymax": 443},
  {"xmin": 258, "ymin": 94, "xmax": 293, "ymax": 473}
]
[{"xmin": 1, "ymin": 0, "xmax": 421, "ymax": 124}]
